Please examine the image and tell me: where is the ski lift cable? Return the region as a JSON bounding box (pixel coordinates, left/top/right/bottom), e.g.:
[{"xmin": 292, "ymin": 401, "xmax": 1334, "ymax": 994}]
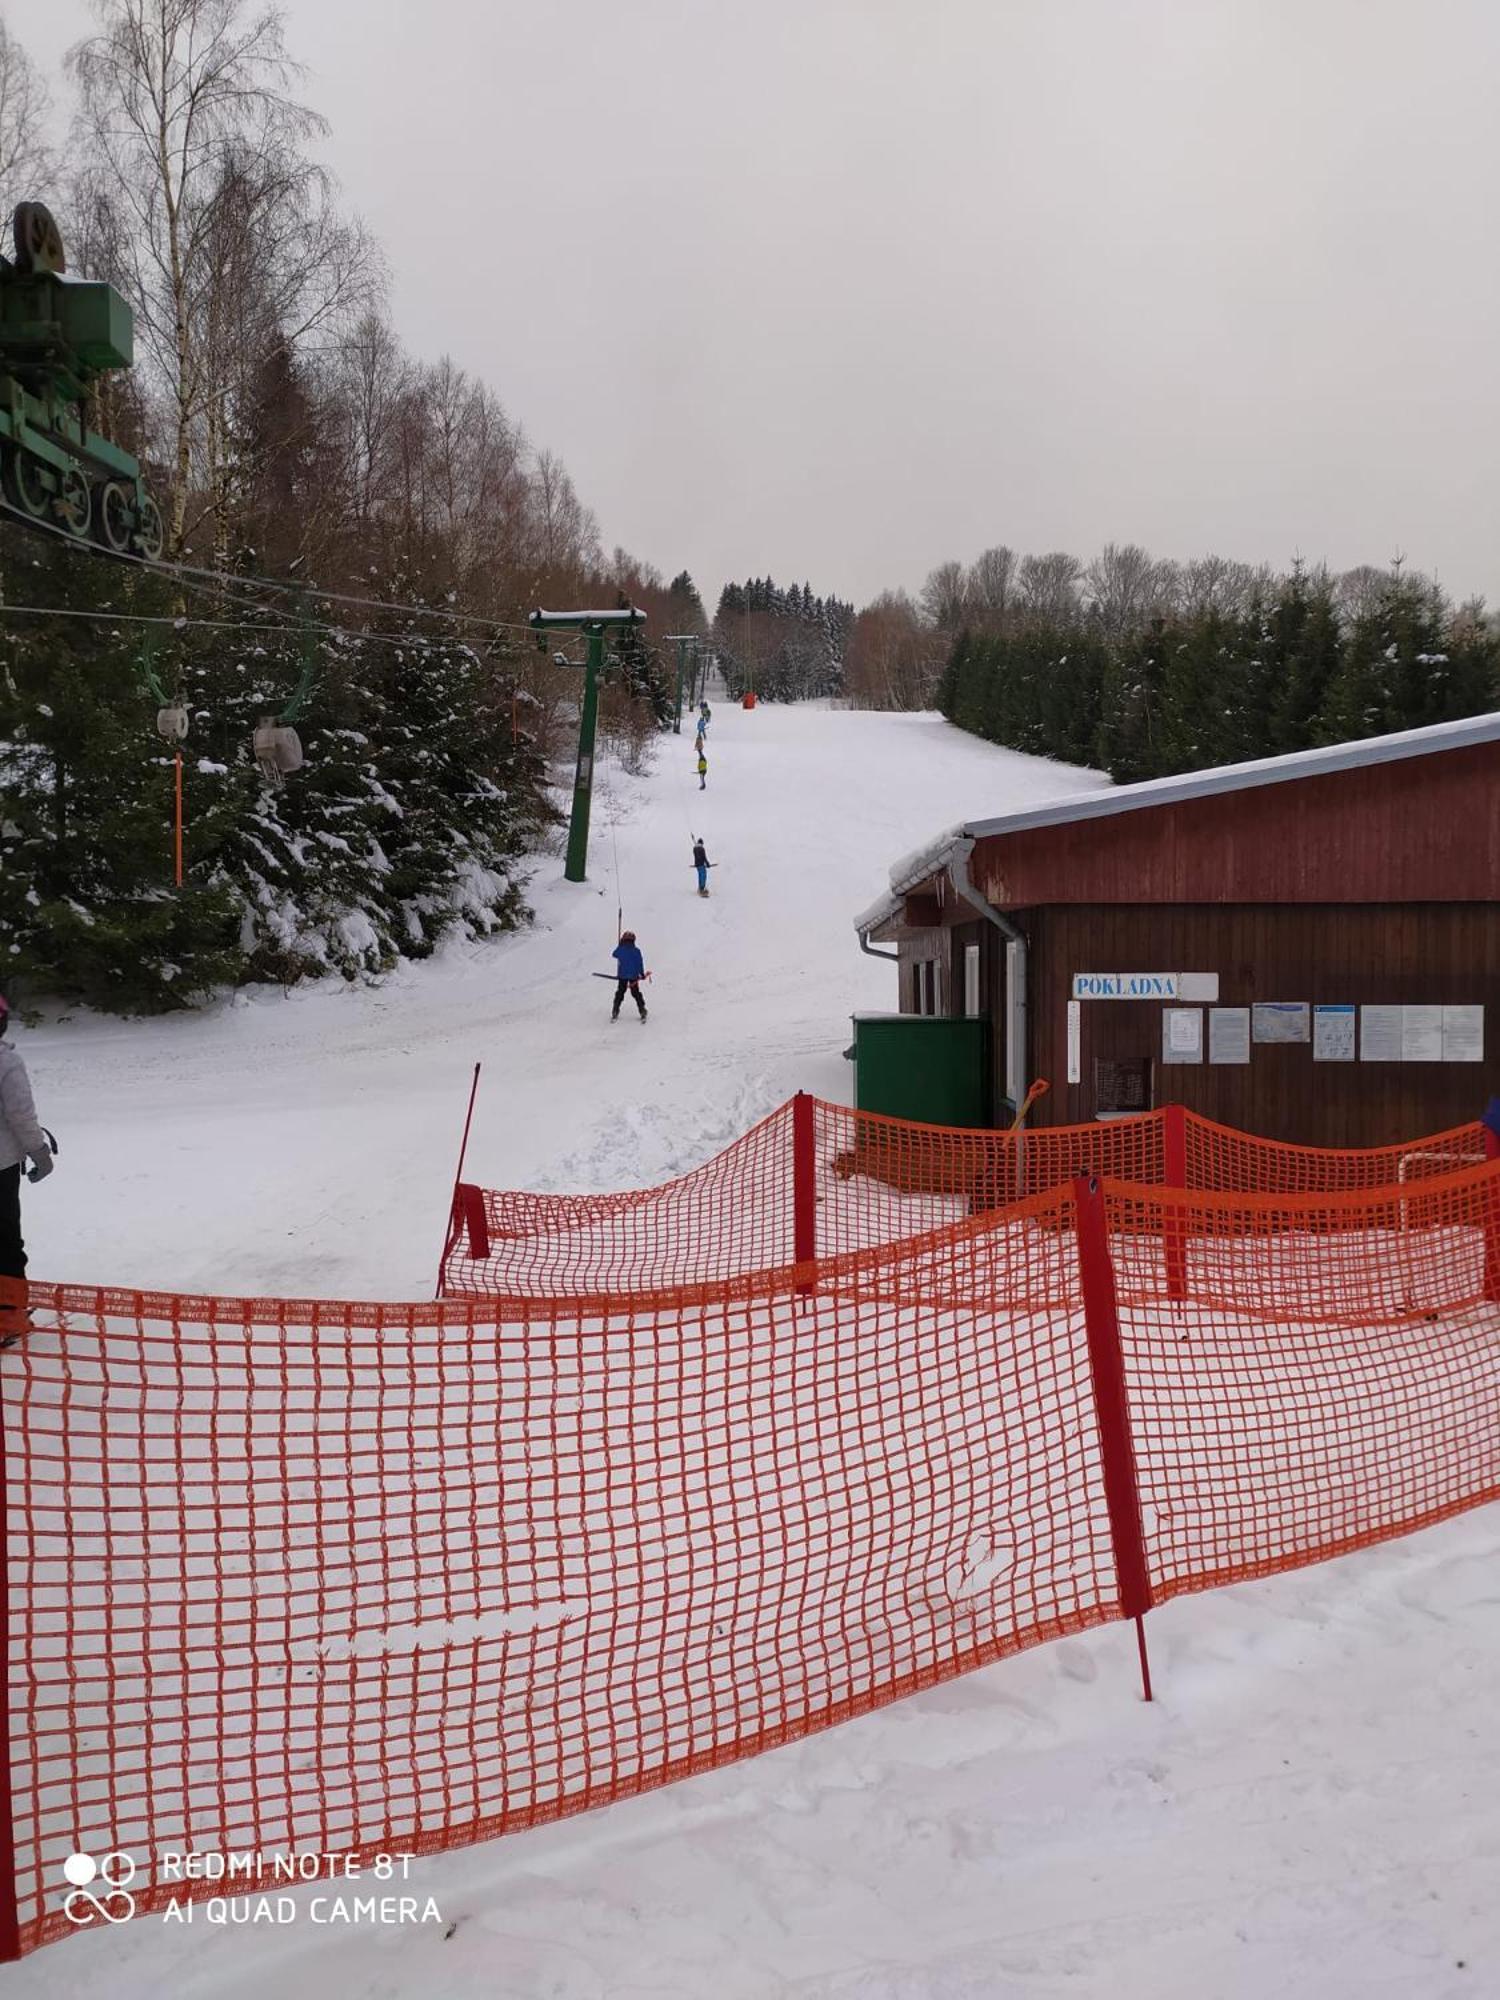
[
  {"xmin": 611, "ymin": 817, "xmax": 623, "ymax": 941},
  {"xmin": 0, "ymin": 490, "xmax": 546, "ymax": 638},
  {"xmin": 0, "ymin": 599, "xmax": 456, "ymax": 653}
]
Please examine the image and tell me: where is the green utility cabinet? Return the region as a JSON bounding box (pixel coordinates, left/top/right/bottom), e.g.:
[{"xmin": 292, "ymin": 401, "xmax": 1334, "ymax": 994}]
[{"xmin": 850, "ymin": 1013, "xmax": 992, "ymax": 1127}]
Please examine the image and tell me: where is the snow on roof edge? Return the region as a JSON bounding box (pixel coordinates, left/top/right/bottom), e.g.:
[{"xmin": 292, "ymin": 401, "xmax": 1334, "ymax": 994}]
[
  {"xmin": 854, "ymin": 888, "xmax": 903, "ymax": 936},
  {"xmin": 955, "ymin": 710, "xmax": 1500, "ymax": 852},
  {"xmin": 859, "ymin": 713, "xmax": 1500, "ymax": 934}
]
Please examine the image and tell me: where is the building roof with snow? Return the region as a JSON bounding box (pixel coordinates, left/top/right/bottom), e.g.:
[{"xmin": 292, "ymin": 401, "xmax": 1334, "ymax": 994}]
[{"xmin": 859, "ymin": 710, "xmax": 1500, "ymax": 934}]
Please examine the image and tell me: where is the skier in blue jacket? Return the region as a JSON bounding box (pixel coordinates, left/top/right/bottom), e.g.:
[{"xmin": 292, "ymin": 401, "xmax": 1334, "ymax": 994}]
[{"xmin": 610, "ymin": 932, "xmax": 648, "ymax": 1021}]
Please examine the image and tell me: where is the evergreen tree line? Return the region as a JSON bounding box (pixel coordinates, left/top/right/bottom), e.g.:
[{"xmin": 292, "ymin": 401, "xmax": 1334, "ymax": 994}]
[
  {"xmin": 0, "ymin": 527, "xmax": 557, "ymax": 1010},
  {"xmin": 0, "ymin": 4, "xmax": 678, "ymax": 1012},
  {"xmin": 934, "ymin": 562, "xmax": 1499, "ymax": 783},
  {"xmin": 712, "ymin": 578, "xmax": 854, "ymax": 701}
]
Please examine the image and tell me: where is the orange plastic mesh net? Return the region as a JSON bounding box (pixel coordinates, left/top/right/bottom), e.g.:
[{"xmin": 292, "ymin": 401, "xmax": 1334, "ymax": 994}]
[
  {"xmin": 5, "ymin": 1100, "xmax": 1498, "ymax": 1958},
  {"xmin": 7, "ymin": 1208, "xmax": 1108, "ymax": 1952},
  {"xmin": 1102, "ymin": 1161, "xmax": 1500, "ymax": 1601},
  {"xmin": 441, "ymin": 1096, "xmax": 1488, "ymax": 1299}
]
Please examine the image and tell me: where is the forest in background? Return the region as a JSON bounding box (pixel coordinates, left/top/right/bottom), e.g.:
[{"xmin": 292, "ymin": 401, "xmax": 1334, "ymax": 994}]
[
  {"xmin": 0, "ymin": 3, "xmax": 693, "ymax": 1011},
  {"xmin": 2, "ymin": 8, "xmax": 1495, "ymax": 1012},
  {"xmin": 844, "ymin": 540, "xmax": 1499, "ymax": 782}
]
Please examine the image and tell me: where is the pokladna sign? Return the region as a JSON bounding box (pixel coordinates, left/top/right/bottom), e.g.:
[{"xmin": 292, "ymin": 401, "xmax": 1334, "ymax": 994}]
[
  {"xmin": 1073, "ymin": 973, "xmax": 1178, "ymax": 1000},
  {"xmin": 1072, "ymin": 972, "xmax": 1220, "ymax": 1002}
]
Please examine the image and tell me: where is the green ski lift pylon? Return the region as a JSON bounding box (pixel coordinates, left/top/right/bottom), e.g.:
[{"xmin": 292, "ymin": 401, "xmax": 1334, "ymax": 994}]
[
  {"xmin": 664, "ymin": 633, "xmax": 706, "ymax": 736},
  {"xmin": 529, "ymin": 605, "xmax": 646, "ymax": 883}
]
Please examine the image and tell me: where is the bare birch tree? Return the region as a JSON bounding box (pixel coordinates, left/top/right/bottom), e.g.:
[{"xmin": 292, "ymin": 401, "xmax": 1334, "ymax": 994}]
[
  {"xmin": 966, "ymin": 544, "xmax": 1019, "ymax": 628},
  {"xmin": 845, "ymin": 590, "xmax": 941, "ymax": 709},
  {"xmin": 919, "ymin": 558, "xmax": 971, "ymax": 631},
  {"xmin": 0, "ymin": 20, "xmax": 53, "ymax": 193},
  {"xmin": 68, "ymin": 0, "xmax": 370, "ymax": 552},
  {"xmin": 1083, "ymin": 541, "xmax": 1165, "ymax": 635},
  {"xmin": 1017, "ymin": 550, "xmax": 1082, "ymax": 622}
]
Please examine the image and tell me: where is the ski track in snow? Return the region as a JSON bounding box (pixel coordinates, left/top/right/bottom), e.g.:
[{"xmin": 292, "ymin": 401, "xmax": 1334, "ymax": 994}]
[{"xmin": 7, "ymin": 703, "xmax": 1499, "ymax": 1999}]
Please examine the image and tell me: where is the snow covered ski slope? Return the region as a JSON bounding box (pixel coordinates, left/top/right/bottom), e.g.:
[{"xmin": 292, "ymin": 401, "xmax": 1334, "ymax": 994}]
[
  {"xmin": 8, "ymin": 704, "xmax": 1500, "ymax": 2000},
  {"xmin": 19, "ymin": 703, "xmax": 1108, "ymax": 1298}
]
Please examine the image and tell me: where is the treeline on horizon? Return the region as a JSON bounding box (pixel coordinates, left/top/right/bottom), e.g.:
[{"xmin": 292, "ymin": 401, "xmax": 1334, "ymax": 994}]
[
  {"xmin": 710, "ymin": 578, "xmax": 855, "ymax": 702},
  {"xmin": 842, "ymin": 542, "xmax": 1499, "ymax": 781}
]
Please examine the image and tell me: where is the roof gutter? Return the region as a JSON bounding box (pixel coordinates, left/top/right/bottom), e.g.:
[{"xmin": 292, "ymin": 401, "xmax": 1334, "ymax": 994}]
[
  {"xmin": 857, "ymin": 927, "xmax": 899, "ymax": 963},
  {"xmin": 951, "ymin": 833, "xmax": 1026, "ymax": 1110}
]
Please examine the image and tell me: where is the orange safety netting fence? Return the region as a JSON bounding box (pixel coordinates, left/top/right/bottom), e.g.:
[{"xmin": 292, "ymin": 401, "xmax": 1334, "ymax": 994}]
[
  {"xmin": 5, "ymin": 1107, "xmax": 1500, "ymax": 1958},
  {"xmin": 439, "ymin": 1095, "xmax": 1489, "ymax": 1299}
]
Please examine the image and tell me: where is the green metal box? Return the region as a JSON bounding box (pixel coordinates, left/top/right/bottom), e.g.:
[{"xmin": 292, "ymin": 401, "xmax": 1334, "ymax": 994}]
[
  {"xmin": 53, "ymin": 278, "xmax": 133, "ymax": 371},
  {"xmin": 851, "ymin": 1013, "xmax": 992, "ymax": 1127}
]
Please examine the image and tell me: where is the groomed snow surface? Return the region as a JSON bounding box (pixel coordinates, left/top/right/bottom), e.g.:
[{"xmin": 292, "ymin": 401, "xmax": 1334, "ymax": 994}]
[{"xmin": 7, "ymin": 702, "xmax": 1498, "ymax": 1999}]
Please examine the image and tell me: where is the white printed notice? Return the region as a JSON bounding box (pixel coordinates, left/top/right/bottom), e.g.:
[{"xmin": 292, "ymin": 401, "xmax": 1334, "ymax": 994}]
[
  {"xmin": 1208, "ymin": 1007, "xmax": 1250, "ymax": 1064},
  {"xmin": 1360, "ymin": 1005, "xmax": 1404, "ymax": 1062},
  {"xmin": 1312, "ymin": 1004, "xmax": 1356, "ymax": 1062},
  {"xmin": 1252, "ymin": 1002, "xmax": 1310, "ymax": 1044},
  {"xmin": 1162, "ymin": 1007, "xmax": 1203, "ymax": 1063},
  {"xmin": 1442, "ymin": 1005, "xmax": 1485, "ymax": 1062},
  {"xmin": 1401, "ymin": 1005, "xmax": 1445, "ymax": 1063}
]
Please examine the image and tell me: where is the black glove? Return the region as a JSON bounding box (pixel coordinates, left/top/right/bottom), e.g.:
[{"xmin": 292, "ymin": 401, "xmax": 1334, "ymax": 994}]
[{"xmin": 27, "ymin": 1150, "xmax": 53, "ymax": 1184}]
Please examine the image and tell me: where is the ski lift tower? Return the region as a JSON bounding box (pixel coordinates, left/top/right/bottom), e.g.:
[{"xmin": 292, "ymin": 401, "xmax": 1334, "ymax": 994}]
[
  {"xmin": 664, "ymin": 633, "xmax": 708, "ymax": 734},
  {"xmin": 530, "ymin": 605, "xmax": 646, "ymax": 883}
]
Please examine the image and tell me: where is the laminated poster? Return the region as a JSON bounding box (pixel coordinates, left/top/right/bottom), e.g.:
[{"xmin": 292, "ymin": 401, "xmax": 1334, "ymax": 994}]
[
  {"xmin": 1252, "ymin": 1002, "xmax": 1311, "ymax": 1044},
  {"xmin": 1162, "ymin": 1007, "xmax": 1203, "ymax": 1064},
  {"xmin": 1312, "ymin": 1004, "xmax": 1356, "ymax": 1062},
  {"xmin": 1400, "ymin": 1006, "xmax": 1445, "ymax": 1064},
  {"xmin": 1360, "ymin": 1006, "xmax": 1404, "ymax": 1063},
  {"xmin": 1442, "ymin": 1006, "xmax": 1484, "ymax": 1063},
  {"xmin": 1208, "ymin": 1007, "xmax": 1250, "ymax": 1064}
]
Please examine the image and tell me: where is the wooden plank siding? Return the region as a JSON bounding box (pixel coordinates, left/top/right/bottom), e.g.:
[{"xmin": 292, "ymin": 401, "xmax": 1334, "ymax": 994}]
[
  {"xmin": 1027, "ymin": 903, "xmax": 1500, "ymax": 1146},
  {"xmin": 973, "ymin": 740, "xmax": 1500, "ymax": 908}
]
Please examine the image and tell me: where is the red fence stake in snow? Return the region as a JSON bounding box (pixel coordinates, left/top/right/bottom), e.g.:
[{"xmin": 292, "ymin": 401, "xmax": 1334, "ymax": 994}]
[
  {"xmin": 793, "ymin": 1091, "xmax": 817, "ymax": 1293},
  {"xmin": 0, "ymin": 1285, "xmax": 18, "ymax": 1966},
  {"xmin": 1072, "ymin": 1173, "xmax": 1155, "ymax": 1701},
  {"xmin": 1484, "ymin": 1121, "xmax": 1500, "ymax": 1304},
  {"xmin": 1162, "ymin": 1101, "xmax": 1188, "ymax": 1302},
  {"xmin": 435, "ymin": 1063, "xmax": 483, "ymax": 1299}
]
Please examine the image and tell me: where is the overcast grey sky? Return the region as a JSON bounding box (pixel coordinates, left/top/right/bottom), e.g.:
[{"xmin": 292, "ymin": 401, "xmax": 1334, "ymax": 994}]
[{"xmin": 10, "ymin": 0, "xmax": 1500, "ymax": 609}]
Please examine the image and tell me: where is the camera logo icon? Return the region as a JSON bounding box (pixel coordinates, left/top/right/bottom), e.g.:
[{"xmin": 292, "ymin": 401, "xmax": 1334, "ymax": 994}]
[{"xmin": 61, "ymin": 1850, "xmax": 137, "ymax": 1926}]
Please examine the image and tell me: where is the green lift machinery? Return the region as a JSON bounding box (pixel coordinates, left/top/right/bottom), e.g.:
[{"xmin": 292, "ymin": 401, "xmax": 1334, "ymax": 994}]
[{"xmin": 0, "ymin": 200, "xmax": 163, "ymax": 557}]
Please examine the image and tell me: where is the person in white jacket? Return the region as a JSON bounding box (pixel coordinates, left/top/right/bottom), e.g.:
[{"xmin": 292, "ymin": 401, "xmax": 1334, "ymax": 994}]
[{"xmin": 0, "ymin": 996, "xmax": 54, "ymax": 1336}]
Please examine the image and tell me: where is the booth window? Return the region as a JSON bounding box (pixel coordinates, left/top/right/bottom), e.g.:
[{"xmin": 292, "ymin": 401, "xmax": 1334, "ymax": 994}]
[{"xmin": 963, "ymin": 943, "xmax": 981, "ymax": 1017}]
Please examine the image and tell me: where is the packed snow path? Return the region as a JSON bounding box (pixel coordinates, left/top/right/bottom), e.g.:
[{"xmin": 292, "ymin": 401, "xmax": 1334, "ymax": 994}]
[
  {"xmin": 21, "ymin": 703, "xmax": 1108, "ymax": 1299},
  {"xmin": 9, "ymin": 704, "xmax": 1500, "ymax": 1999}
]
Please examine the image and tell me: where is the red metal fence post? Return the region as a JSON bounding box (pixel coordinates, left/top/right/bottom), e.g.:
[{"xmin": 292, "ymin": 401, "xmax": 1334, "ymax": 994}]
[
  {"xmin": 1162, "ymin": 1101, "xmax": 1188, "ymax": 1302},
  {"xmin": 435, "ymin": 1063, "xmax": 483, "ymax": 1299},
  {"xmin": 793, "ymin": 1092, "xmax": 817, "ymax": 1291},
  {"xmin": 0, "ymin": 1322, "xmax": 20, "ymax": 1963},
  {"xmin": 1072, "ymin": 1173, "xmax": 1155, "ymax": 1698},
  {"xmin": 1484, "ymin": 1125, "xmax": 1500, "ymax": 1305}
]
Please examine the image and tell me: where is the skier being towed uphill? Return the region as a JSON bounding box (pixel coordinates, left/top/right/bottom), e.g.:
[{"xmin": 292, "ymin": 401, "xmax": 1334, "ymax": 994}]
[
  {"xmin": 610, "ymin": 931, "xmax": 648, "ymax": 1022},
  {"xmin": 692, "ymin": 838, "xmax": 712, "ymax": 896}
]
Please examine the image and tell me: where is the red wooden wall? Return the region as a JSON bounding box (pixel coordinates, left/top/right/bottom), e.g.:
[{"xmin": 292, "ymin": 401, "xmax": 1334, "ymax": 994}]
[{"xmin": 972, "ymin": 741, "xmax": 1500, "ymax": 908}]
